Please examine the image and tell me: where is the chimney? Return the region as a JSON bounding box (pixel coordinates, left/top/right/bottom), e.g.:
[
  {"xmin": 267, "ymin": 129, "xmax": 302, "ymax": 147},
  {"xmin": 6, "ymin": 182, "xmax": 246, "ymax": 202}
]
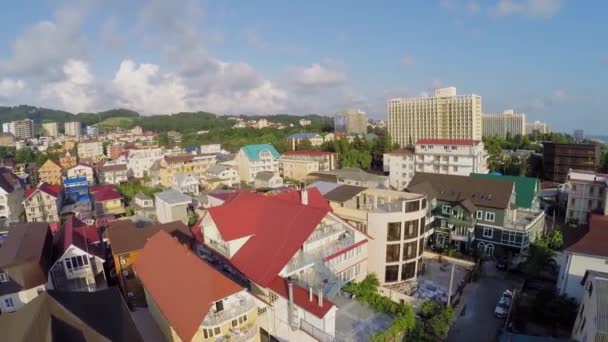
[
  {"xmin": 309, "ymin": 286, "xmax": 313, "ymax": 302},
  {"xmin": 301, "ymin": 190, "xmax": 309, "ymax": 205},
  {"xmin": 318, "ymin": 289, "xmax": 323, "ymax": 307}
]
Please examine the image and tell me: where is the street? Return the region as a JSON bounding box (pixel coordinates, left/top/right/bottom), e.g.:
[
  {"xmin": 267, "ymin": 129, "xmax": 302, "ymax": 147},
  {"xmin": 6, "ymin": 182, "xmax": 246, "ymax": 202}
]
[{"xmin": 447, "ymin": 261, "xmax": 522, "ymax": 342}]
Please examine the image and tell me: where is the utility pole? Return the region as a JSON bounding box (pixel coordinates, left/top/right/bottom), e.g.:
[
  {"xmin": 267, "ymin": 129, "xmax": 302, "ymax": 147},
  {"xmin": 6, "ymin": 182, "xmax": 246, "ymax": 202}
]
[{"xmin": 447, "ymin": 263, "xmax": 455, "ymax": 306}]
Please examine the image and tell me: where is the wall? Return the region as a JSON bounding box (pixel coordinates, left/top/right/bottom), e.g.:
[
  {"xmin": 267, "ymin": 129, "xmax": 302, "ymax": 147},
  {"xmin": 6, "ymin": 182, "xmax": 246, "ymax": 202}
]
[
  {"xmin": 0, "ymin": 285, "xmax": 46, "ymax": 313},
  {"xmin": 144, "ymin": 287, "xmax": 184, "ymax": 342},
  {"xmin": 557, "ymin": 252, "xmax": 608, "ymax": 302}
]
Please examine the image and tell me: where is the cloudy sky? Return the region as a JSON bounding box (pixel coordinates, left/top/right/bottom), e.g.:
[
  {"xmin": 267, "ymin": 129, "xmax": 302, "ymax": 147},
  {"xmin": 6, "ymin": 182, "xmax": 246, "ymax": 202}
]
[{"xmin": 0, "ymin": 0, "xmax": 606, "ymax": 133}]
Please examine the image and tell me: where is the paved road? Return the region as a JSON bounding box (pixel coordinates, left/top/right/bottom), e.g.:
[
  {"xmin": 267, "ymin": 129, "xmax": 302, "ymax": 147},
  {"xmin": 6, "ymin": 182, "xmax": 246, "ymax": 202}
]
[{"xmin": 447, "ymin": 261, "xmax": 521, "ymax": 342}]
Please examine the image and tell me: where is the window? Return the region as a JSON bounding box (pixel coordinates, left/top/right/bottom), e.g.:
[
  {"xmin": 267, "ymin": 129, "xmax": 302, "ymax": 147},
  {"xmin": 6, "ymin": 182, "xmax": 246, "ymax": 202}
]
[
  {"xmin": 239, "ymin": 314, "xmax": 248, "ymax": 324},
  {"xmin": 588, "ymin": 282, "xmax": 593, "ymax": 297},
  {"xmin": 215, "ymin": 300, "xmax": 224, "ymax": 312},
  {"xmin": 232, "ymin": 319, "xmax": 238, "ymax": 327},
  {"xmin": 385, "ymin": 265, "xmax": 399, "ymax": 283},
  {"xmin": 405, "ymin": 200, "xmax": 420, "ymax": 212},
  {"xmin": 483, "ymin": 227, "xmax": 493, "ymax": 239},
  {"xmin": 258, "ymin": 307, "xmax": 267, "ymax": 316},
  {"xmin": 485, "ymin": 212, "xmax": 496, "ymax": 222},
  {"xmin": 269, "ymin": 292, "xmax": 279, "ymax": 304},
  {"xmin": 0, "ymin": 272, "xmax": 8, "ymax": 282},
  {"xmin": 442, "ymin": 205, "xmax": 451, "ymax": 214},
  {"xmin": 453, "ymin": 156, "xmax": 458, "ymax": 162},
  {"xmin": 4, "ymin": 297, "xmax": 14, "ymax": 308},
  {"xmin": 453, "ymin": 166, "xmax": 458, "ymax": 172},
  {"xmin": 476, "ymin": 210, "xmax": 483, "ymax": 220},
  {"xmin": 214, "ymin": 327, "xmax": 221, "ymax": 335},
  {"xmin": 387, "ymin": 222, "xmax": 402, "ymax": 241},
  {"xmin": 386, "ymin": 244, "xmax": 401, "ymax": 262},
  {"xmin": 404, "ymin": 220, "xmax": 418, "ymax": 239},
  {"xmin": 403, "ymin": 241, "xmax": 417, "ymax": 260},
  {"xmin": 401, "ymin": 262, "xmax": 416, "ymax": 280}
]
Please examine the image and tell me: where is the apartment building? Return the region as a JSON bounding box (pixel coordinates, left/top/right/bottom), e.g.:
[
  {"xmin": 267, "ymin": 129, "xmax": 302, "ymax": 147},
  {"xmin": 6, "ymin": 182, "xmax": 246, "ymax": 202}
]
[
  {"xmin": 482, "ymin": 110, "xmax": 526, "ymax": 138},
  {"xmin": 278, "ymin": 157, "xmax": 320, "ymax": 182},
  {"xmin": 236, "ymin": 144, "xmax": 280, "ymax": 183},
  {"xmin": 41, "ymin": 122, "xmax": 59, "ymax": 137},
  {"xmin": 281, "ymin": 151, "xmax": 338, "ymax": 171},
  {"xmin": 77, "ymin": 140, "xmax": 104, "ymax": 162},
  {"xmin": 64, "ymin": 121, "xmax": 82, "ymax": 137},
  {"xmin": 23, "ymin": 182, "xmax": 62, "ymax": 223},
  {"xmin": 203, "ymin": 165, "xmax": 240, "ymax": 189},
  {"xmin": 287, "ymin": 133, "xmax": 324, "ymax": 150},
  {"xmin": 159, "ymin": 154, "xmax": 216, "ymax": 188},
  {"xmin": 334, "ymin": 109, "xmax": 368, "ymax": 135},
  {"xmin": 526, "ymin": 121, "xmax": 550, "ymax": 135},
  {"xmin": 414, "ymin": 139, "xmax": 488, "ymax": 176},
  {"xmin": 0, "ymin": 223, "xmax": 53, "ymax": 313},
  {"xmin": 0, "ymin": 167, "xmax": 25, "ymax": 221},
  {"xmin": 38, "ymin": 159, "xmax": 63, "ymax": 185},
  {"xmin": 543, "ymin": 142, "xmax": 600, "ymax": 183},
  {"xmin": 59, "ymin": 152, "xmax": 77, "ymax": 170},
  {"xmin": 201, "ymin": 189, "xmax": 368, "ymax": 341},
  {"xmin": 383, "ymin": 148, "xmax": 416, "ymax": 190},
  {"xmin": 408, "ymin": 173, "xmax": 545, "ymax": 257},
  {"xmin": 571, "ymin": 270, "xmax": 608, "ymax": 341},
  {"xmin": 172, "ymin": 172, "xmax": 200, "ymax": 196},
  {"xmin": 97, "ymin": 164, "xmax": 128, "ymax": 185},
  {"xmin": 135, "ymin": 231, "xmax": 260, "ymax": 342},
  {"xmin": 2, "ymin": 119, "xmax": 34, "ymax": 139},
  {"xmin": 86, "ymin": 125, "xmax": 98, "ymax": 136},
  {"xmin": 564, "ymin": 170, "xmax": 608, "ymax": 225},
  {"xmin": 0, "ymin": 133, "xmax": 15, "ymax": 147},
  {"xmin": 155, "ymin": 189, "xmax": 192, "ymax": 224},
  {"xmin": 336, "ymin": 167, "xmax": 389, "ymax": 189},
  {"xmin": 125, "ymin": 147, "xmax": 164, "ymax": 178},
  {"xmin": 67, "ymin": 164, "xmax": 95, "ymax": 185},
  {"xmin": 388, "ymin": 87, "xmax": 482, "ymax": 147}
]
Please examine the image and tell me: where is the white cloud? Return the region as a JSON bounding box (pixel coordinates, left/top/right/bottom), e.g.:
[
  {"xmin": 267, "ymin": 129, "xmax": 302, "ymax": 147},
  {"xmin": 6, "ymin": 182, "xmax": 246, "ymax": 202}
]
[
  {"xmin": 0, "ymin": 79, "xmax": 26, "ymax": 98},
  {"xmin": 400, "ymin": 55, "xmax": 416, "ymax": 67},
  {"xmin": 492, "ymin": 0, "xmax": 562, "ymax": 18},
  {"xmin": 41, "ymin": 59, "xmax": 98, "ymax": 113},
  {"xmin": 292, "ymin": 63, "xmax": 347, "ymax": 88}
]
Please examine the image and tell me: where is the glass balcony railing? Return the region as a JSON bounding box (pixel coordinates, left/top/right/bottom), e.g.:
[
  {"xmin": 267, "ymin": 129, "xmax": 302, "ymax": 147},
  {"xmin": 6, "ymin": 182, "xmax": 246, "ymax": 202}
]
[{"xmin": 202, "ymin": 296, "xmax": 256, "ymax": 327}]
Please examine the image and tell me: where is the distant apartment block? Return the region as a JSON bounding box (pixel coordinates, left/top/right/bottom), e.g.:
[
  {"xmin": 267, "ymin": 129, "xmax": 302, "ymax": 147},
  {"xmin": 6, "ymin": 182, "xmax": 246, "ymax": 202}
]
[
  {"xmin": 525, "ymin": 121, "xmax": 550, "ymax": 135},
  {"xmin": 86, "ymin": 125, "xmax": 98, "ymax": 136},
  {"xmin": 41, "ymin": 122, "xmax": 59, "ymax": 137},
  {"xmin": 334, "ymin": 109, "xmax": 368, "ymax": 135},
  {"xmin": 77, "ymin": 140, "xmax": 104, "ymax": 162},
  {"xmin": 482, "ymin": 110, "xmax": 525, "ymax": 138},
  {"xmin": 543, "ymin": 142, "xmax": 600, "ymax": 183},
  {"xmin": 2, "ymin": 119, "xmax": 34, "ymax": 139},
  {"xmin": 64, "ymin": 121, "xmax": 82, "ymax": 137},
  {"xmin": 574, "ymin": 129, "xmax": 584, "ymax": 141},
  {"xmin": 564, "ymin": 170, "xmax": 608, "ymax": 224},
  {"xmin": 388, "ymin": 87, "xmax": 482, "ymax": 147}
]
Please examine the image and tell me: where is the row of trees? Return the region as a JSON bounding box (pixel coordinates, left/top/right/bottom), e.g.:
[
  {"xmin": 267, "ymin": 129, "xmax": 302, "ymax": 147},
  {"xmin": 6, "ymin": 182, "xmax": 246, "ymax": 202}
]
[{"xmin": 0, "ymin": 146, "xmax": 59, "ymax": 166}]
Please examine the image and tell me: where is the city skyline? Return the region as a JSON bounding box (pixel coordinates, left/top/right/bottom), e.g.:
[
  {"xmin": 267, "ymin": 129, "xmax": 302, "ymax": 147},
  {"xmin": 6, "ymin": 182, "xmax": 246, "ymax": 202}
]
[{"xmin": 0, "ymin": 0, "xmax": 606, "ymax": 133}]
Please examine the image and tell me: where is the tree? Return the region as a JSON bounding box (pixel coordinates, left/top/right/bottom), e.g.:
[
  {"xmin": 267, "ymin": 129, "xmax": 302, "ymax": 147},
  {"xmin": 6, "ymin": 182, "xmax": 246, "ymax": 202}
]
[
  {"xmin": 410, "ymin": 301, "xmax": 455, "ymax": 341},
  {"xmin": 296, "ymin": 139, "xmax": 313, "ymax": 151},
  {"xmin": 155, "ymin": 132, "xmax": 170, "ymax": 147}
]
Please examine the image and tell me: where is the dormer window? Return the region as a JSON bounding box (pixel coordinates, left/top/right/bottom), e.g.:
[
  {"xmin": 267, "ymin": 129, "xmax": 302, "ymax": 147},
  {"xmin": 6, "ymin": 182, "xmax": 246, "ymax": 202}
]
[
  {"xmin": 215, "ymin": 300, "xmax": 224, "ymax": 312},
  {"xmin": 0, "ymin": 272, "xmax": 8, "ymax": 282}
]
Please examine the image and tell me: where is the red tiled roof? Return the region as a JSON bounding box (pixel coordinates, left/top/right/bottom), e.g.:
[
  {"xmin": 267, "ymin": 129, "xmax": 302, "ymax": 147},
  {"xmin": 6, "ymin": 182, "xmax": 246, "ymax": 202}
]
[
  {"xmin": 416, "ymin": 139, "xmax": 481, "ymax": 146},
  {"xmin": 272, "ymin": 188, "xmax": 332, "ymax": 212},
  {"xmin": 24, "ymin": 182, "xmax": 62, "ymax": 201},
  {"xmin": 56, "ymin": 215, "xmax": 103, "ymax": 258},
  {"xmin": 267, "ymin": 277, "xmax": 334, "ymax": 318},
  {"xmin": 90, "ymin": 184, "xmax": 117, "ymax": 194},
  {"xmin": 92, "ymin": 189, "xmax": 123, "ymax": 202},
  {"xmin": 567, "ymin": 214, "xmax": 608, "ymax": 257},
  {"xmin": 282, "ymin": 150, "xmax": 336, "ymax": 156},
  {"xmin": 207, "ymin": 191, "xmax": 329, "ymax": 287},
  {"xmin": 134, "ymin": 231, "xmax": 243, "ymax": 342}
]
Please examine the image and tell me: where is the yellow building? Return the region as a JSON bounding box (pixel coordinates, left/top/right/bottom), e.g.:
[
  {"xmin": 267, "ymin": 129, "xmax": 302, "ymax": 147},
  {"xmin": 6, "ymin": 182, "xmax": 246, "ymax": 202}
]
[
  {"xmin": 159, "ymin": 154, "xmax": 215, "ymax": 188},
  {"xmin": 63, "ymin": 140, "xmax": 77, "ymax": 152},
  {"xmin": 134, "ymin": 231, "xmax": 260, "ymax": 342},
  {"xmin": 278, "ymin": 157, "xmax": 320, "ymax": 182},
  {"xmin": 37, "ymin": 159, "xmax": 63, "ymax": 185},
  {"xmin": 59, "ymin": 152, "xmax": 77, "ymax": 170}
]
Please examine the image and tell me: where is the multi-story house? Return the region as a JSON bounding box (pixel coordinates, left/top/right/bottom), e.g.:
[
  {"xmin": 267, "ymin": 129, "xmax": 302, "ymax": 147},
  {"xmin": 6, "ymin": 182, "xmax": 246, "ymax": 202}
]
[
  {"xmin": 236, "ymin": 144, "xmax": 280, "ymax": 183},
  {"xmin": 281, "ymin": 150, "xmax": 338, "ymax": 171},
  {"xmin": 67, "ymin": 163, "xmax": 95, "ymax": 185},
  {"xmin": 470, "ymin": 173, "xmax": 541, "ymax": 210},
  {"xmin": 557, "ymin": 214, "xmax": 608, "ymax": 302},
  {"xmin": 135, "ymin": 231, "xmax": 261, "ymax": 342},
  {"xmin": 0, "ymin": 167, "xmax": 25, "ymax": 221},
  {"xmin": 172, "ymin": 172, "xmax": 200, "ymax": 196},
  {"xmin": 155, "ymin": 189, "xmax": 192, "ymax": 224},
  {"xmin": 23, "ymin": 182, "xmax": 62, "ymax": 223},
  {"xmin": 106, "ymin": 220, "xmax": 193, "ymax": 307},
  {"xmin": 383, "ymin": 148, "xmax": 416, "ymax": 190},
  {"xmin": 77, "ymin": 140, "xmax": 104, "ymax": 162},
  {"xmin": 90, "ymin": 184, "xmax": 126, "ymax": 218},
  {"xmin": 97, "ymin": 164, "xmax": 128, "ymax": 185},
  {"xmin": 278, "ymin": 158, "xmax": 319, "ymax": 182},
  {"xmin": 107, "ymin": 143, "xmax": 125, "ymax": 160},
  {"xmin": 201, "ymin": 189, "xmax": 368, "ymax": 341},
  {"xmin": 159, "ymin": 154, "xmax": 216, "ymax": 188},
  {"xmin": 323, "ymin": 185, "xmax": 427, "ymax": 301},
  {"xmin": 48, "ymin": 216, "xmax": 106, "ymax": 292},
  {"xmin": 125, "ymin": 147, "xmax": 164, "ymax": 178},
  {"xmin": 543, "ymin": 142, "xmax": 600, "ymax": 183},
  {"xmin": 407, "ymin": 173, "xmax": 545, "ymax": 257},
  {"xmin": 203, "ymin": 165, "xmax": 240, "ymax": 189},
  {"xmin": 0, "ymin": 223, "xmax": 53, "ymax": 313},
  {"xmin": 254, "ymin": 171, "xmax": 284, "ymax": 189},
  {"xmin": 414, "ymin": 139, "xmax": 488, "ymax": 176},
  {"xmin": 38, "ymin": 159, "xmax": 63, "ymax": 185},
  {"xmin": 59, "ymin": 151, "xmax": 77, "ymax": 170},
  {"xmin": 564, "ymin": 170, "xmax": 608, "ymax": 225},
  {"xmin": 571, "ymin": 270, "xmax": 608, "ymax": 341},
  {"xmin": 287, "ymin": 133, "xmax": 324, "ymax": 150}
]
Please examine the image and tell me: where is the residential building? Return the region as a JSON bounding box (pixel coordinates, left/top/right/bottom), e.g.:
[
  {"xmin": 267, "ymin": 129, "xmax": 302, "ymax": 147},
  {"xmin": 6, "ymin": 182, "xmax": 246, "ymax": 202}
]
[
  {"xmin": 383, "ymin": 148, "xmax": 416, "ymax": 190},
  {"xmin": 135, "ymin": 231, "xmax": 261, "ymax": 342},
  {"xmin": 155, "ymin": 189, "xmax": 192, "ymax": 224},
  {"xmin": 41, "ymin": 122, "xmax": 59, "ymax": 137},
  {"xmin": 64, "ymin": 121, "xmax": 82, "ymax": 137},
  {"xmin": 131, "ymin": 125, "xmax": 143, "ymax": 135},
  {"xmin": 414, "ymin": 139, "xmax": 488, "ymax": 176},
  {"xmin": 77, "ymin": 140, "xmax": 104, "ymax": 162},
  {"xmin": 86, "ymin": 125, "xmax": 98, "ymax": 136},
  {"xmin": 334, "ymin": 109, "xmax": 368, "ymax": 135},
  {"xmin": 543, "ymin": 142, "xmax": 601, "ymax": 183},
  {"xmin": 90, "ymin": 184, "xmax": 126, "ymax": 217},
  {"xmin": 106, "ymin": 220, "xmax": 193, "ymax": 306},
  {"xmin": 571, "ymin": 270, "xmax": 608, "ymax": 342},
  {"xmin": 574, "ymin": 129, "xmax": 584, "ymax": 141},
  {"xmin": 564, "ymin": 170, "xmax": 608, "ymax": 225},
  {"xmin": 324, "ymin": 186, "xmax": 427, "ymax": 295},
  {"xmin": 172, "ymin": 172, "xmax": 200, "ymax": 195},
  {"xmin": 0, "ymin": 133, "xmax": 15, "ymax": 147},
  {"xmin": 201, "ymin": 189, "xmax": 368, "ymax": 341},
  {"xmin": 23, "ymin": 182, "xmax": 62, "ymax": 223},
  {"xmin": 470, "ymin": 174, "xmax": 541, "ymax": 210},
  {"xmin": 132, "ymin": 192, "xmax": 155, "ymax": 218},
  {"xmin": 557, "ymin": 214, "xmax": 608, "ymax": 302},
  {"xmin": 254, "ymin": 171, "xmax": 284, "ymax": 189},
  {"xmin": 281, "ymin": 150, "xmax": 338, "ymax": 171},
  {"xmin": 287, "ymin": 133, "xmax": 324, "ymax": 150},
  {"xmin": 97, "ymin": 164, "xmax": 128, "ymax": 185},
  {"xmin": 0, "ymin": 223, "xmax": 53, "ymax": 313},
  {"xmin": 0, "ymin": 167, "xmax": 25, "ymax": 220},
  {"xmin": 159, "ymin": 154, "xmax": 216, "ymax": 188},
  {"xmin": 336, "ymin": 167, "xmax": 389, "ymax": 188},
  {"xmin": 38, "ymin": 159, "xmax": 63, "ymax": 185},
  {"xmin": 299, "ymin": 118, "xmax": 312, "ymax": 126},
  {"xmin": 388, "ymin": 87, "xmax": 482, "ymax": 147},
  {"xmin": 200, "ymin": 144, "xmax": 222, "ymax": 154},
  {"xmin": 107, "ymin": 143, "xmax": 125, "ymax": 160},
  {"xmin": 67, "ymin": 164, "xmax": 95, "ymax": 185},
  {"xmin": 59, "ymin": 151, "xmax": 77, "ymax": 170},
  {"xmin": 48, "ymin": 216, "xmax": 106, "ymax": 292},
  {"xmin": 203, "ymin": 165, "xmax": 240, "ymax": 189},
  {"xmin": 236, "ymin": 144, "xmax": 280, "ymax": 183},
  {"xmin": 482, "ymin": 110, "xmax": 526, "ymax": 138},
  {"xmin": 2, "ymin": 119, "xmax": 34, "ymax": 139},
  {"xmin": 0, "ymin": 288, "xmax": 143, "ymax": 342},
  {"xmin": 407, "ymin": 173, "xmax": 545, "ymax": 256},
  {"xmin": 278, "ymin": 157, "xmax": 320, "ymax": 182},
  {"xmin": 525, "ymin": 121, "xmax": 549, "ymax": 135},
  {"xmin": 124, "ymin": 147, "xmax": 164, "ymax": 178}
]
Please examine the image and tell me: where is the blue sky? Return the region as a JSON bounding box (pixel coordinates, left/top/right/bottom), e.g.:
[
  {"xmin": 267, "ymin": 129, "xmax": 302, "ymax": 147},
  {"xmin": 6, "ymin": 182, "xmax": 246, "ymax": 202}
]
[{"xmin": 0, "ymin": 0, "xmax": 606, "ymax": 134}]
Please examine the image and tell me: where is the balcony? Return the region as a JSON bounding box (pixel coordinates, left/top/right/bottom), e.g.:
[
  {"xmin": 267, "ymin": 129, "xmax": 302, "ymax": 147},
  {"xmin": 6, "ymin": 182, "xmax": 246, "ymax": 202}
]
[
  {"xmin": 215, "ymin": 322, "xmax": 259, "ymax": 342},
  {"xmin": 202, "ymin": 296, "xmax": 256, "ymax": 327},
  {"xmin": 447, "ymin": 216, "xmax": 475, "ymax": 227},
  {"xmin": 207, "ymin": 238, "xmax": 230, "ymax": 257}
]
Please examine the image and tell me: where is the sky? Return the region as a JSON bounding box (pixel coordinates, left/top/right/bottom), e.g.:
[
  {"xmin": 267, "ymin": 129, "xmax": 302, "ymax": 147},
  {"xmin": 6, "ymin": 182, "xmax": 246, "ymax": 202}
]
[{"xmin": 0, "ymin": 0, "xmax": 606, "ymax": 133}]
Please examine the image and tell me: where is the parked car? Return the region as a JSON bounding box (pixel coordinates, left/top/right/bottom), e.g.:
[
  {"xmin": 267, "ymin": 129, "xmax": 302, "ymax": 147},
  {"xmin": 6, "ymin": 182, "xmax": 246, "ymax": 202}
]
[{"xmin": 494, "ymin": 290, "xmax": 513, "ymax": 318}]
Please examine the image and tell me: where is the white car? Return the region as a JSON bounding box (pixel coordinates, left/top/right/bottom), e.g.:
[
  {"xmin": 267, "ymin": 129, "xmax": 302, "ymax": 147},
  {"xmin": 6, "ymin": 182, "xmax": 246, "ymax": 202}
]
[{"xmin": 494, "ymin": 290, "xmax": 513, "ymax": 318}]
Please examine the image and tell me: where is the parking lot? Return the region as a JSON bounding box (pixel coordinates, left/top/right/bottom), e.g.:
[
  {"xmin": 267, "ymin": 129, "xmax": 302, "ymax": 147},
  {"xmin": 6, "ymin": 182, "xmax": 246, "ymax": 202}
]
[{"xmin": 334, "ymin": 298, "xmax": 393, "ymax": 342}]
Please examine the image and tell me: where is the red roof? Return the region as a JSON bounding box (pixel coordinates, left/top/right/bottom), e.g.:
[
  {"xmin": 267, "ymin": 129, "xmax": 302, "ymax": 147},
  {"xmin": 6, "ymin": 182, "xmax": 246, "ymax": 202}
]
[
  {"xmin": 24, "ymin": 182, "xmax": 62, "ymax": 201},
  {"xmin": 267, "ymin": 277, "xmax": 334, "ymax": 318},
  {"xmin": 56, "ymin": 215, "xmax": 103, "ymax": 258},
  {"xmin": 416, "ymin": 139, "xmax": 481, "ymax": 146},
  {"xmin": 567, "ymin": 214, "xmax": 608, "ymax": 257},
  {"xmin": 92, "ymin": 189, "xmax": 123, "ymax": 202},
  {"xmin": 207, "ymin": 191, "xmax": 329, "ymax": 287},
  {"xmin": 134, "ymin": 231, "xmax": 243, "ymax": 342},
  {"xmin": 283, "ymin": 150, "xmax": 336, "ymax": 156},
  {"xmin": 90, "ymin": 184, "xmax": 116, "ymax": 194},
  {"xmin": 272, "ymin": 188, "xmax": 332, "ymax": 212}
]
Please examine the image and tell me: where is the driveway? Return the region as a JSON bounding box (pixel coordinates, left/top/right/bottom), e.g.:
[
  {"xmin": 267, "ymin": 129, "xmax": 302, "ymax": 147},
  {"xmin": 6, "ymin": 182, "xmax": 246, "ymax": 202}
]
[{"xmin": 447, "ymin": 261, "xmax": 522, "ymax": 342}]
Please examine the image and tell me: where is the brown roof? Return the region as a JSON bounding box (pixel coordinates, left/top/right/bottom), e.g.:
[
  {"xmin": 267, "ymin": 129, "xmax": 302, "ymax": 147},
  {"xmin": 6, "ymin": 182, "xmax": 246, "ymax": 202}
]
[
  {"xmin": 134, "ymin": 231, "xmax": 242, "ymax": 342},
  {"xmin": 106, "ymin": 220, "xmax": 193, "ymax": 255},
  {"xmin": 323, "ymin": 184, "xmax": 367, "ymax": 203},
  {"xmin": 407, "ymin": 173, "xmax": 514, "ymax": 209},
  {"xmin": 98, "ymin": 164, "xmax": 128, "ymax": 172},
  {"xmin": 164, "ymin": 155, "xmax": 194, "ymax": 164},
  {"xmin": 567, "ymin": 214, "xmax": 608, "ymax": 257}
]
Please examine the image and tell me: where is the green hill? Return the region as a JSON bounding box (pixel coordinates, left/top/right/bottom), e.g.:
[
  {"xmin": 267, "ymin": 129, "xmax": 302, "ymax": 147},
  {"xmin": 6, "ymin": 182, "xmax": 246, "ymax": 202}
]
[{"xmin": 94, "ymin": 116, "xmax": 137, "ymax": 129}]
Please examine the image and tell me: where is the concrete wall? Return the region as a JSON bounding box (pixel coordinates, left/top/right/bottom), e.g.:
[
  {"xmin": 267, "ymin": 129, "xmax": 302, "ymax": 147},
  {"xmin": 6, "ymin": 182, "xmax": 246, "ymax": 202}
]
[{"xmin": 557, "ymin": 252, "xmax": 608, "ymax": 302}]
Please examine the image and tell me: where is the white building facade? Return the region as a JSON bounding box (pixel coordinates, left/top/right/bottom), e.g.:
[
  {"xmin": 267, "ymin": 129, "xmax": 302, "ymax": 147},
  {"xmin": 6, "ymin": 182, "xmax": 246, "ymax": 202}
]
[
  {"xmin": 414, "ymin": 139, "xmax": 488, "ymax": 176},
  {"xmin": 564, "ymin": 170, "xmax": 608, "ymax": 225},
  {"xmin": 64, "ymin": 122, "xmax": 82, "ymax": 137},
  {"xmin": 383, "ymin": 149, "xmax": 416, "ymax": 190}
]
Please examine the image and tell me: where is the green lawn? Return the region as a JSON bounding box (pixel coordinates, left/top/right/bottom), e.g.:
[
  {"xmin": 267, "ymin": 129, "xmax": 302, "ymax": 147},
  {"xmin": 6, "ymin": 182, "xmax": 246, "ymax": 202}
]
[{"xmin": 94, "ymin": 116, "xmax": 136, "ymax": 129}]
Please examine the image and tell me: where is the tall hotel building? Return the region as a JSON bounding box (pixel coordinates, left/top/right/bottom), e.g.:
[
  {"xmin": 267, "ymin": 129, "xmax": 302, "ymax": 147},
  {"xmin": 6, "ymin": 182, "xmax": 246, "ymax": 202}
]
[
  {"xmin": 41, "ymin": 122, "xmax": 59, "ymax": 137},
  {"xmin": 334, "ymin": 109, "xmax": 368, "ymax": 135},
  {"xmin": 387, "ymin": 87, "xmax": 482, "ymax": 147},
  {"xmin": 64, "ymin": 121, "xmax": 82, "ymax": 137},
  {"xmin": 482, "ymin": 109, "xmax": 526, "ymax": 138}
]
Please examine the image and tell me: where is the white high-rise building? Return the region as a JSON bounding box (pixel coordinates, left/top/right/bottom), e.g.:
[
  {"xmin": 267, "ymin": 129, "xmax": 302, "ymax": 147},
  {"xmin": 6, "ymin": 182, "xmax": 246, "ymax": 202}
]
[
  {"xmin": 388, "ymin": 87, "xmax": 482, "ymax": 147},
  {"xmin": 2, "ymin": 119, "xmax": 34, "ymax": 139},
  {"xmin": 64, "ymin": 121, "xmax": 82, "ymax": 137},
  {"xmin": 482, "ymin": 110, "xmax": 526, "ymax": 138},
  {"xmin": 41, "ymin": 122, "xmax": 59, "ymax": 137},
  {"xmin": 525, "ymin": 121, "xmax": 550, "ymax": 135},
  {"xmin": 414, "ymin": 139, "xmax": 488, "ymax": 176},
  {"xmin": 334, "ymin": 109, "xmax": 368, "ymax": 135}
]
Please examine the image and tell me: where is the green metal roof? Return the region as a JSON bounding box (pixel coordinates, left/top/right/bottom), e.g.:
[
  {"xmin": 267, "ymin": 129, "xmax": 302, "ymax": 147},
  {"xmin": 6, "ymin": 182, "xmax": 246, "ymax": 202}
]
[
  {"xmin": 241, "ymin": 144, "xmax": 280, "ymax": 161},
  {"xmin": 470, "ymin": 173, "xmax": 539, "ymax": 209}
]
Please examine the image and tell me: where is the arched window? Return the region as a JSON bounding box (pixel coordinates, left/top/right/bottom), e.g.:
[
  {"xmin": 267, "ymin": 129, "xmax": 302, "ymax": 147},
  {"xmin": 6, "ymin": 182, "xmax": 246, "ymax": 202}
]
[
  {"xmin": 477, "ymin": 242, "xmax": 486, "ymax": 254},
  {"xmin": 259, "ymin": 150, "xmax": 271, "ymax": 159},
  {"xmin": 485, "ymin": 244, "xmax": 494, "ymax": 256}
]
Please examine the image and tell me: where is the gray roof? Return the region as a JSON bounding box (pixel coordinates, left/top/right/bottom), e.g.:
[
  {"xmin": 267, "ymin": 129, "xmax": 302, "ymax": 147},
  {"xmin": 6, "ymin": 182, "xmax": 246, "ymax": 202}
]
[
  {"xmin": 133, "ymin": 192, "xmax": 152, "ymax": 201},
  {"xmin": 323, "ymin": 185, "xmax": 367, "ymax": 203},
  {"xmin": 155, "ymin": 189, "xmax": 192, "ymax": 205},
  {"xmin": 206, "ymin": 164, "xmax": 234, "ymax": 176},
  {"xmin": 336, "ymin": 167, "xmax": 388, "ymax": 183},
  {"xmin": 173, "ymin": 172, "xmax": 199, "ymax": 186},
  {"xmin": 255, "ymin": 171, "xmax": 278, "ymax": 182},
  {"xmin": 306, "ymin": 181, "xmax": 341, "ymax": 195}
]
